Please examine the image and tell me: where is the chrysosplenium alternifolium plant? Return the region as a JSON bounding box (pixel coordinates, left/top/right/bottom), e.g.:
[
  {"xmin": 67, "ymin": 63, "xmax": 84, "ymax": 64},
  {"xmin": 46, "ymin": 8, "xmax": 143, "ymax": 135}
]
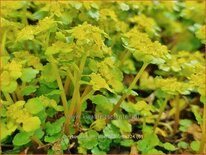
[{"xmin": 1, "ymin": 1, "xmax": 205, "ymax": 154}]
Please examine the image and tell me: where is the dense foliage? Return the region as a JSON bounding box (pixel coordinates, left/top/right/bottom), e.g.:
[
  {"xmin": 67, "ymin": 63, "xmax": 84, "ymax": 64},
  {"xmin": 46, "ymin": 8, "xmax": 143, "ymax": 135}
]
[{"xmin": 0, "ymin": 1, "xmax": 205, "ymax": 154}]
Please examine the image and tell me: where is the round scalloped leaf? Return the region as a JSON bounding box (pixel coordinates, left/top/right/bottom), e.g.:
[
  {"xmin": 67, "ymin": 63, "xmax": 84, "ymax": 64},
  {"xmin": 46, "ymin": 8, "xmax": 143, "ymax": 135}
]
[
  {"xmin": 21, "ymin": 67, "xmax": 39, "ymax": 83},
  {"xmin": 78, "ymin": 130, "xmax": 99, "ymax": 149},
  {"xmin": 12, "ymin": 132, "xmax": 32, "ymax": 146},
  {"xmin": 25, "ymin": 98, "xmax": 44, "ymax": 114},
  {"xmin": 112, "ymin": 119, "xmax": 132, "ymax": 133},
  {"xmin": 22, "ymin": 116, "xmax": 41, "ymax": 132},
  {"xmin": 103, "ymin": 124, "xmax": 120, "ymax": 139}
]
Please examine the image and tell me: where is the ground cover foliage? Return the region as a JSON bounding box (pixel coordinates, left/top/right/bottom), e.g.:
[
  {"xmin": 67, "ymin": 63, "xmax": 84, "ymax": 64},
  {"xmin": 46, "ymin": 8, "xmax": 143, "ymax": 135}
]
[{"xmin": 0, "ymin": 0, "xmax": 205, "ymax": 154}]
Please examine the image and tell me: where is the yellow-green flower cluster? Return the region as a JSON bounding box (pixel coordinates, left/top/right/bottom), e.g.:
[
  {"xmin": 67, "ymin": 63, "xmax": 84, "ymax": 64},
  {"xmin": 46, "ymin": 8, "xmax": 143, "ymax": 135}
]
[
  {"xmin": 154, "ymin": 77, "xmax": 192, "ymax": 95},
  {"xmin": 181, "ymin": 1, "xmax": 204, "ymax": 24},
  {"xmin": 188, "ymin": 64, "xmax": 205, "ymax": 103},
  {"xmin": 129, "ymin": 14, "xmax": 160, "ymax": 37},
  {"xmin": 99, "ymin": 9, "xmax": 128, "ymax": 34},
  {"xmin": 159, "ymin": 51, "xmax": 205, "ymax": 75},
  {"xmin": 195, "ymin": 25, "xmax": 205, "ymax": 44},
  {"xmin": 6, "ymin": 101, "xmax": 41, "ymax": 133},
  {"xmin": 68, "ymin": 22, "xmax": 111, "ymax": 58},
  {"xmin": 1, "ymin": 60, "xmax": 22, "ymax": 93},
  {"xmin": 122, "ymin": 28, "xmax": 170, "ymax": 64},
  {"xmin": 89, "ymin": 57, "xmax": 124, "ymax": 93}
]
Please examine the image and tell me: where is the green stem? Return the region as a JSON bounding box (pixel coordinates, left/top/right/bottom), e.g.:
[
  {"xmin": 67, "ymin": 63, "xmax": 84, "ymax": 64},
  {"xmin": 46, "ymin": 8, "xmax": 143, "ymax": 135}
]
[
  {"xmin": 153, "ymin": 97, "xmax": 169, "ymax": 132},
  {"xmin": 199, "ymin": 101, "xmax": 206, "ymax": 153},
  {"xmin": 11, "ymin": 93, "xmax": 17, "ymax": 103},
  {"xmin": 106, "ymin": 62, "xmax": 148, "ymax": 123},
  {"xmin": 119, "ymin": 50, "xmax": 131, "ymax": 66},
  {"xmin": 65, "ymin": 54, "xmax": 87, "ymax": 135},
  {"xmin": 3, "ymin": 92, "xmax": 13, "ymax": 104},
  {"xmin": 64, "ymin": 72, "xmax": 79, "ymax": 135},
  {"xmin": 50, "ymin": 56, "xmax": 69, "ymax": 124},
  {"xmin": 22, "ymin": 5, "xmax": 28, "ymax": 25},
  {"xmin": 1, "ymin": 29, "xmax": 8, "ymax": 56},
  {"xmin": 75, "ymin": 87, "xmax": 95, "ymax": 132},
  {"xmin": 64, "ymin": 75, "xmax": 70, "ymax": 95},
  {"xmin": 31, "ymin": 136, "xmax": 44, "ymax": 147},
  {"xmin": 30, "ymin": 136, "xmax": 46, "ymax": 152},
  {"xmin": 15, "ymin": 88, "xmax": 23, "ymax": 101},
  {"xmin": 174, "ymin": 95, "xmax": 180, "ymax": 134}
]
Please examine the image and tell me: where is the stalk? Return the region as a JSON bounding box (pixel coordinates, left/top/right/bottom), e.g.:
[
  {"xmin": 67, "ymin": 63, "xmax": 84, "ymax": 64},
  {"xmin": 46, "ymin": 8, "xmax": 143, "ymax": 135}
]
[
  {"xmin": 1, "ymin": 29, "xmax": 9, "ymax": 56},
  {"xmin": 3, "ymin": 92, "xmax": 13, "ymax": 104},
  {"xmin": 31, "ymin": 136, "xmax": 44, "ymax": 148},
  {"xmin": 65, "ymin": 54, "xmax": 87, "ymax": 135},
  {"xmin": 106, "ymin": 62, "xmax": 148, "ymax": 123},
  {"xmin": 174, "ymin": 95, "xmax": 180, "ymax": 134},
  {"xmin": 15, "ymin": 89, "xmax": 24, "ymax": 101},
  {"xmin": 75, "ymin": 86, "xmax": 95, "ymax": 132},
  {"xmin": 11, "ymin": 93, "xmax": 17, "ymax": 103},
  {"xmin": 64, "ymin": 75, "xmax": 70, "ymax": 95},
  {"xmin": 153, "ymin": 97, "xmax": 168, "ymax": 132},
  {"xmin": 50, "ymin": 56, "xmax": 69, "ymax": 131},
  {"xmin": 119, "ymin": 50, "xmax": 131, "ymax": 66}
]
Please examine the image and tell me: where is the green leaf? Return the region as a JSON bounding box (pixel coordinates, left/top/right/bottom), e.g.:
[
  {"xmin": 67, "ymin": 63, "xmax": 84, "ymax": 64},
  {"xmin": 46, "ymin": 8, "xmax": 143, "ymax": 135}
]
[
  {"xmin": 21, "ymin": 85, "xmax": 37, "ymax": 96},
  {"xmin": 147, "ymin": 148, "xmax": 164, "ymax": 154},
  {"xmin": 103, "ymin": 124, "xmax": 120, "ymax": 139},
  {"xmin": 45, "ymin": 117, "xmax": 65, "ymax": 136},
  {"xmin": 13, "ymin": 132, "xmax": 31, "ymax": 146},
  {"xmin": 137, "ymin": 133, "xmax": 160, "ymax": 153},
  {"xmin": 25, "ymin": 98, "xmax": 44, "ymax": 114},
  {"xmin": 21, "ymin": 67, "xmax": 39, "ymax": 83},
  {"xmin": 191, "ymin": 105, "xmax": 203, "ymax": 126},
  {"xmin": 162, "ymin": 142, "xmax": 177, "ymax": 151},
  {"xmin": 98, "ymin": 135, "xmax": 111, "ymax": 151},
  {"xmin": 32, "ymin": 11, "xmax": 48, "ymax": 20},
  {"xmin": 44, "ymin": 133, "xmax": 62, "ymax": 143},
  {"xmin": 16, "ymin": 26, "xmax": 35, "ymax": 42},
  {"xmin": 23, "ymin": 116, "xmax": 41, "ymax": 132},
  {"xmin": 78, "ymin": 130, "xmax": 99, "ymax": 149},
  {"xmin": 91, "ymin": 147, "xmax": 106, "ymax": 154},
  {"xmin": 45, "ymin": 41, "xmax": 73, "ymax": 55},
  {"xmin": 91, "ymin": 95, "xmax": 113, "ymax": 114},
  {"xmin": 179, "ymin": 119, "xmax": 192, "ymax": 132},
  {"xmin": 178, "ymin": 141, "xmax": 189, "ymax": 149},
  {"xmin": 2, "ymin": 80, "xmax": 17, "ymax": 93},
  {"xmin": 120, "ymin": 139, "xmax": 134, "ymax": 147},
  {"xmin": 61, "ymin": 134, "xmax": 69, "ymax": 150},
  {"xmin": 112, "ymin": 120, "xmax": 132, "ymax": 133},
  {"xmin": 41, "ymin": 63, "xmax": 56, "ymax": 82},
  {"xmin": 34, "ymin": 128, "xmax": 44, "ymax": 139},
  {"xmin": 90, "ymin": 119, "xmax": 106, "ymax": 131},
  {"xmin": 119, "ymin": 3, "xmax": 130, "ymax": 11},
  {"xmin": 190, "ymin": 140, "xmax": 200, "ymax": 152}
]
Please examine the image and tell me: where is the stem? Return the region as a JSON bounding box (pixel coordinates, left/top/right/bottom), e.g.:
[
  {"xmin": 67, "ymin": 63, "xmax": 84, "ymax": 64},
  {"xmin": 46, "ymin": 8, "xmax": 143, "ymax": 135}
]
[
  {"xmin": 64, "ymin": 72, "xmax": 79, "ymax": 135},
  {"xmin": 31, "ymin": 136, "xmax": 44, "ymax": 147},
  {"xmin": 11, "ymin": 93, "xmax": 17, "ymax": 102},
  {"xmin": 174, "ymin": 95, "xmax": 180, "ymax": 134},
  {"xmin": 199, "ymin": 101, "xmax": 206, "ymax": 153},
  {"xmin": 75, "ymin": 88, "xmax": 95, "ymax": 132},
  {"xmin": 119, "ymin": 50, "xmax": 131, "ymax": 66},
  {"xmin": 50, "ymin": 56, "xmax": 69, "ymax": 123},
  {"xmin": 1, "ymin": 29, "xmax": 9, "ymax": 56},
  {"xmin": 64, "ymin": 54, "xmax": 87, "ymax": 135},
  {"xmin": 153, "ymin": 97, "xmax": 168, "ymax": 132},
  {"xmin": 3, "ymin": 92, "xmax": 13, "ymax": 104},
  {"xmin": 106, "ymin": 62, "xmax": 148, "ymax": 123},
  {"xmin": 22, "ymin": 4, "xmax": 28, "ymax": 26},
  {"xmin": 15, "ymin": 90, "xmax": 23, "ymax": 101},
  {"xmin": 30, "ymin": 136, "xmax": 46, "ymax": 152},
  {"xmin": 64, "ymin": 75, "xmax": 70, "ymax": 95}
]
